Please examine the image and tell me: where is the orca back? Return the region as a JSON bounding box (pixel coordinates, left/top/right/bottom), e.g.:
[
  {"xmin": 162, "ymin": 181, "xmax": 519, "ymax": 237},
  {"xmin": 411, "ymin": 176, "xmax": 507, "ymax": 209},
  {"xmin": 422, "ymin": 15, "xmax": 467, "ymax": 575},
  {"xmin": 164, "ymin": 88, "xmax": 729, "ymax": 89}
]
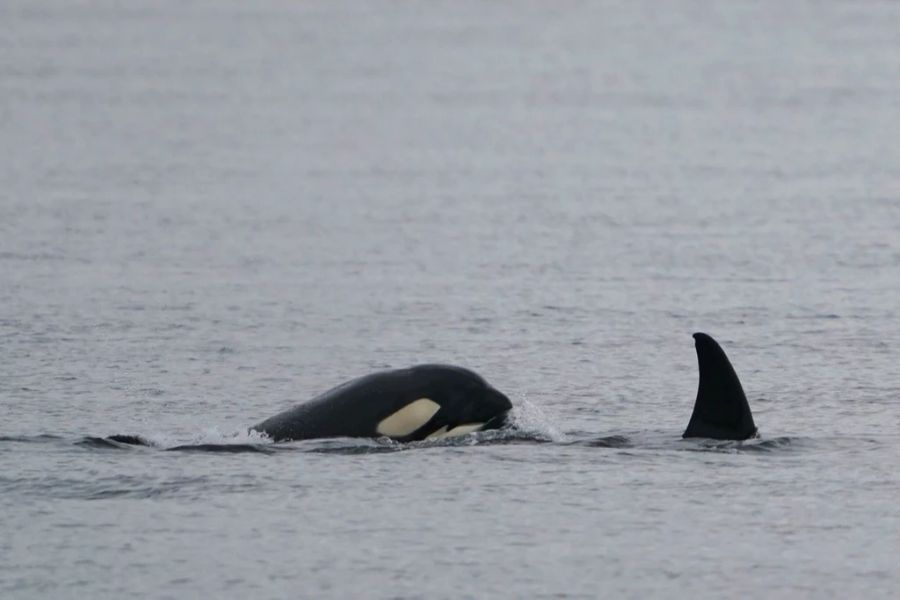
[{"xmin": 683, "ymin": 333, "xmax": 757, "ymax": 440}]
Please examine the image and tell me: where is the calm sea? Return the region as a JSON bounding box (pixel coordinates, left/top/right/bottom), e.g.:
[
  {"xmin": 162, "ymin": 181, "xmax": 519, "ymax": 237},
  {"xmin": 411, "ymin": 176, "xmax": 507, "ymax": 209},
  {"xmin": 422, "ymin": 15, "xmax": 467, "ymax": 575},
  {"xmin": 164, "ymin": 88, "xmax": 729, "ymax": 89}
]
[{"xmin": 2, "ymin": 1, "xmax": 899, "ymax": 598}]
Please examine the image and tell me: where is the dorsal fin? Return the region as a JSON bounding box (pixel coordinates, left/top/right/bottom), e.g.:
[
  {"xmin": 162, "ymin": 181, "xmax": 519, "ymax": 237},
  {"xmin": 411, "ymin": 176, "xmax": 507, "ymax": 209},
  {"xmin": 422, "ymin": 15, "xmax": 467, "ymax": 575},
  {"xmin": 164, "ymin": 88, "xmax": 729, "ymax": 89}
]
[{"xmin": 683, "ymin": 332, "xmax": 757, "ymax": 440}]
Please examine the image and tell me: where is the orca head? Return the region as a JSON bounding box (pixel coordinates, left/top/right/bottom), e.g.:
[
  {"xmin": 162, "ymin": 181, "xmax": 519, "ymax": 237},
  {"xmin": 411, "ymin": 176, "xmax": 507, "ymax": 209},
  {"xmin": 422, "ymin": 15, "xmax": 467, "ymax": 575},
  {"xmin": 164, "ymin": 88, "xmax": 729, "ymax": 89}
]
[
  {"xmin": 473, "ymin": 385, "xmax": 514, "ymax": 431},
  {"xmin": 682, "ymin": 333, "xmax": 758, "ymax": 440},
  {"xmin": 404, "ymin": 364, "xmax": 513, "ymax": 439}
]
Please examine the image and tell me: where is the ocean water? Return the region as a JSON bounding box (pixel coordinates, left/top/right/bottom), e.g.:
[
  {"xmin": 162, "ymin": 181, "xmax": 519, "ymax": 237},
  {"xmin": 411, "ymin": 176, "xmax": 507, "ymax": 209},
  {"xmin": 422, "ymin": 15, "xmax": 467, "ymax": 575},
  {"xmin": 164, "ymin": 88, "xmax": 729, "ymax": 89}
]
[{"xmin": 2, "ymin": 1, "xmax": 899, "ymax": 598}]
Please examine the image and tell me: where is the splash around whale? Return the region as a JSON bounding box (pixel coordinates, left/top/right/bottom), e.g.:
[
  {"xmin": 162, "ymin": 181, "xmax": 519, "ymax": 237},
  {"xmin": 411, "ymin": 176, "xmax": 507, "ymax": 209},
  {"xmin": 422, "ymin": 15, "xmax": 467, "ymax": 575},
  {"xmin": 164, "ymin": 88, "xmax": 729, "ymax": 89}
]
[{"xmin": 106, "ymin": 332, "xmax": 760, "ymax": 448}]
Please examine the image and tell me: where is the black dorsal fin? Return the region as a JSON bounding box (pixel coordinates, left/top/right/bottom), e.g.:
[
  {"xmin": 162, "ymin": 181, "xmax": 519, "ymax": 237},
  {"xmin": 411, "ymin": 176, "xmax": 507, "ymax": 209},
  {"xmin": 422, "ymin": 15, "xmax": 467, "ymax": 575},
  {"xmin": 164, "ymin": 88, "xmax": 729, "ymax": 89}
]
[{"xmin": 683, "ymin": 333, "xmax": 757, "ymax": 440}]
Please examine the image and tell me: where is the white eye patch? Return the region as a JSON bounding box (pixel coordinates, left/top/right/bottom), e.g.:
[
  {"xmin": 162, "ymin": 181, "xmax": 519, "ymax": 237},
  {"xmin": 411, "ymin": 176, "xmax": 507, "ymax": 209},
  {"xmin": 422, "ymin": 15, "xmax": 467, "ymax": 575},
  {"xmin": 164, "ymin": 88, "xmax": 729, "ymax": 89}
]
[{"xmin": 376, "ymin": 398, "xmax": 441, "ymax": 438}]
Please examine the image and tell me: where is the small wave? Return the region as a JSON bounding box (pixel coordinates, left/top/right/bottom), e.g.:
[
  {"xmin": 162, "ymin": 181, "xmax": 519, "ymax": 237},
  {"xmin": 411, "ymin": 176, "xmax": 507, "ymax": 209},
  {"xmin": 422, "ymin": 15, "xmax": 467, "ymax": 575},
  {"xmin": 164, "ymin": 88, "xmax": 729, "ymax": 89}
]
[
  {"xmin": 286, "ymin": 426, "xmax": 552, "ymax": 455},
  {"xmin": 407, "ymin": 426, "xmax": 553, "ymax": 448},
  {"xmin": 294, "ymin": 438, "xmax": 406, "ymax": 455},
  {"xmin": 86, "ymin": 427, "xmax": 275, "ymax": 451},
  {"xmin": 736, "ymin": 436, "xmax": 795, "ymax": 452},
  {"xmin": 87, "ymin": 414, "xmax": 554, "ymax": 455},
  {"xmin": 679, "ymin": 436, "xmax": 798, "ymax": 453},
  {"xmin": 76, "ymin": 437, "xmax": 274, "ymax": 454},
  {"xmin": 152, "ymin": 427, "xmax": 274, "ymax": 449},
  {"xmin": 77, "ymin": 436, "xmax": 154, "ymax": 449},
  {"xmin": 579, "ymin": 435, "xmax": 632, "ymax": 448},
  {"xmin": 80, "ymin": 486, "xmax": 168, "ymax": 500},
  {"xmin": 19, "ymin": 428, "xmax": 869, "ymax": 459},
  {"xmin": 0, "ymin": 473, "xmax": 212, "ymax": 500},
  {"xmin": 0, "ymin": 434, "xmax": 64, "ymax": 444},
  {"xmin": 167, "ymin": 443, "xmax": 274, "ymax": 454}
]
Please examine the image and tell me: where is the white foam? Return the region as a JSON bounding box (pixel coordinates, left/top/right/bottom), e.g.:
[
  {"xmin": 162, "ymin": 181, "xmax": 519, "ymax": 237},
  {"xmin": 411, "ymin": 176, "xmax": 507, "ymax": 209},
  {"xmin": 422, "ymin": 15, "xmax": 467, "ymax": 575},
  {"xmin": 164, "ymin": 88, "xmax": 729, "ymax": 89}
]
[
  {"xmin": 130, "ymin": 427, "xmax": 274, "ymax": 448},
  {"xmin": 191, "ymin": 426, "xmax": 274, "ymax": 446},
  {"xmin": 508, "ymin": 394, "xmax": 566, "ymax": 442}
]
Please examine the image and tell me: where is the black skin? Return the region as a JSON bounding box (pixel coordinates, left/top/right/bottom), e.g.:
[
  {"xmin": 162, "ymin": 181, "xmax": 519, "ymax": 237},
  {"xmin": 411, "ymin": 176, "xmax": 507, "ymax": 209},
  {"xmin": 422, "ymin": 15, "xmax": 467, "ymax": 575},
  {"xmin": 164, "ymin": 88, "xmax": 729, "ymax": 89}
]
[
  {"xmin": 251, "ymin": 364, "xmax": 513, "ymax": 443},
  {"xmin": 683, "ymin": 332, "xmax": 758, "ymax": 440}
]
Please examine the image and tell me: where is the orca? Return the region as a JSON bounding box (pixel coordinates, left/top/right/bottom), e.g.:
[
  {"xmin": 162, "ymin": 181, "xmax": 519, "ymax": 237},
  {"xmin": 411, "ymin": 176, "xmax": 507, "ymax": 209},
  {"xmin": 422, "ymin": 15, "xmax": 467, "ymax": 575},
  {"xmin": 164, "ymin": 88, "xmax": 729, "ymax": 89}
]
[
  {"xmin": 104, "ymin": 364, "xmax": 512, "ymax": 447},
  {"xmin": 683, "ymin": 332, "xmax": 758, "ymax": 440},
  {"xmin": 104, "ymin": 333, "xmax": 759, "ymax": 448},
  {"xmin": 250, "ymin": 364, "xmax": 513, "ymax": 442}
]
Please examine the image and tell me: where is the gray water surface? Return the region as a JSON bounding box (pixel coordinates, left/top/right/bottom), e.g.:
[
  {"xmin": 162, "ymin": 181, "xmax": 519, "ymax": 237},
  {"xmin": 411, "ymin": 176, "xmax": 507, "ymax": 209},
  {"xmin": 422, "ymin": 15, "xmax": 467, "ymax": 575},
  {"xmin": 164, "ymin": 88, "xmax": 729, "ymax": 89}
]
[{"xmin": 2, "ymin": 2, "xmax": 900, "ymax": 598}]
